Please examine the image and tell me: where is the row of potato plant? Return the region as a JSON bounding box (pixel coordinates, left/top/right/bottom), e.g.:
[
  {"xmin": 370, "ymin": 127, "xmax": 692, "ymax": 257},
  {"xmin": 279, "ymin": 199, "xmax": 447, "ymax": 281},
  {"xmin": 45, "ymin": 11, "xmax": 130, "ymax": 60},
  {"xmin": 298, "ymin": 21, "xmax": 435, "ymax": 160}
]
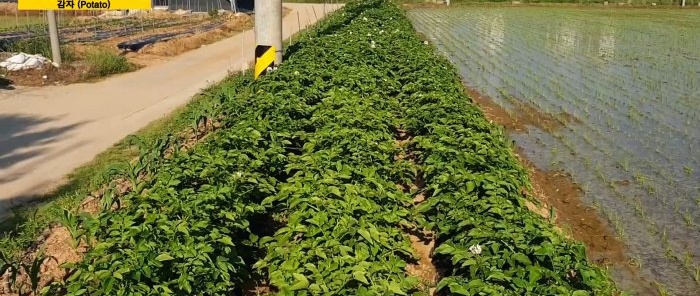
[
  {"xmin": 255, "ymin": 1, "xmax": 618, "ymax": 294},
  {"xmin": 372, "ymin": 3, "xmax": 621, "ymax": 296},
  {"xmin": 51, "ymin": 3, "xmax": 369, "ymax": 295},
  {"xmin": 254, "ymin": 2, "xmax": 423, "ymax": 295},
  {"xmin": 51, "ymin": 1, "xmax": 425, "ymax": 295},
  {"xmin": 49, "ymin": 0, "xmax": 618, "ymax": 295}
]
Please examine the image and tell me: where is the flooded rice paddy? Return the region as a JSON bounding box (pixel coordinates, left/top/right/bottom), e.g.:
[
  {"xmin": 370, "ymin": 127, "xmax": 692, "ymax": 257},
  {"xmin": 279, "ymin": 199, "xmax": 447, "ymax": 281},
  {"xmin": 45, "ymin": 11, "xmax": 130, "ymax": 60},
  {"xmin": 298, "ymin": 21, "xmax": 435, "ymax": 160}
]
[{"xmin": 408, "ymin": 6, "xmax": 700, "ymax": 295}]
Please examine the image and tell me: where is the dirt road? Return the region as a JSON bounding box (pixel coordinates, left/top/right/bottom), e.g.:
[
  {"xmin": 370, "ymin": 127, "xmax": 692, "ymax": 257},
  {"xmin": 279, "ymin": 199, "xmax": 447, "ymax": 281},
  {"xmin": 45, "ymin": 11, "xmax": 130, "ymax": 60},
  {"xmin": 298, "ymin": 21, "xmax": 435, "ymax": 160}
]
[{"xmin": 0, "ymin": 3, "xmax": 342, "ymax": 220}]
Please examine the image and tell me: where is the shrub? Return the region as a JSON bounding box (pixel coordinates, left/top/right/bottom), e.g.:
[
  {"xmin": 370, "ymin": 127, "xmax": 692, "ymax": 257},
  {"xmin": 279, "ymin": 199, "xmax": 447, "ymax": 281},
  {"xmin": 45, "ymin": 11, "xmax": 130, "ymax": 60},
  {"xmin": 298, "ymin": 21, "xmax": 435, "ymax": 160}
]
[{"xmin": 85, "ymin": 50, "xmax": 135, "ymax": 78}]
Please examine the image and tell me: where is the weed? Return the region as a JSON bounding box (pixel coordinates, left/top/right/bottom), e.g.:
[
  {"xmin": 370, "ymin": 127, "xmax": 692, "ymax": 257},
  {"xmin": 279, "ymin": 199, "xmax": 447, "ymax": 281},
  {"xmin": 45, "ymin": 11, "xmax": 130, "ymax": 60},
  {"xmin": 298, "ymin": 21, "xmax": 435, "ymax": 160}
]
[
  {"xmin": 6, "ymin": 37, "xmax": 75, "ymax": 62},
  {"xmin": 683, "ymin": 210, "xmax": 694, "ymax": 227},
  {"xmin": 85, "ymin": 50, "xmax": 135, "ymax": 78},
  {"xmin": 629, "ymin": 255, "xmax": 642, "ymax": 269},
  {"xmin": 684, "ymin": 166, "xmax": 694, "ymax": 175},
  {"xmin": 633, "ymin": 197, "xmax": 645, "ymax": 219},
  {"xmin": 621, "ymin": 158, "xmax": 630, "ymax": 172}
]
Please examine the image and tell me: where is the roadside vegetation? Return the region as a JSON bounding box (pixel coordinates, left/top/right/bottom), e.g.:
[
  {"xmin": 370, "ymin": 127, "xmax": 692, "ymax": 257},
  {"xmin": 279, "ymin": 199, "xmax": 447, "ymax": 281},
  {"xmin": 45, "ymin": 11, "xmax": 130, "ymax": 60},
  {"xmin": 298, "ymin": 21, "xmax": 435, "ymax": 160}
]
[
  {"xmin": 83, "ymin": 49, "xmax": 135, "ymax": 78},
  {"xmin": 1, "ymin": 38, "xmax": 137, "ymax": 85},
  {"xmin": 2, "ymin": 0, "xmax": 618, "ymax": 295}
]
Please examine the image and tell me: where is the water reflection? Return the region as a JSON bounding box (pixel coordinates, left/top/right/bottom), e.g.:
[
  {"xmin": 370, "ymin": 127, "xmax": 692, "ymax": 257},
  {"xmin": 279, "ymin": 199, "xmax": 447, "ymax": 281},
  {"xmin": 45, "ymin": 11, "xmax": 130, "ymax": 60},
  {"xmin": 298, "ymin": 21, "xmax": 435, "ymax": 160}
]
[{"xmin": 488, "ymin": 14, "xmax": 505, "ymax": 56}]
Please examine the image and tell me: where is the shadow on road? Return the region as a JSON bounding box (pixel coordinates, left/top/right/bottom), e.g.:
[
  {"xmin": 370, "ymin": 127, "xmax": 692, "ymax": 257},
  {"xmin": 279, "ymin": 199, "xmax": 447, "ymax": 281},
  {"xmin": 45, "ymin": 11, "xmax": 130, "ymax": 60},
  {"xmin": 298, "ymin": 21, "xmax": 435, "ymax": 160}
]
[
  {"xmin": 0, "ymin": 114, "xmax": 85, "ymax": 183},
  {"xmin": 0, "ymin": 195, "xmax": 34, "ymax": 232},
  {"xmin": 0, "ymin": 77, "xmax": 15, "ymax": 90},
  {"xmin": 0, "ymin": 113, "xmax": 88, "ymax": 224}
]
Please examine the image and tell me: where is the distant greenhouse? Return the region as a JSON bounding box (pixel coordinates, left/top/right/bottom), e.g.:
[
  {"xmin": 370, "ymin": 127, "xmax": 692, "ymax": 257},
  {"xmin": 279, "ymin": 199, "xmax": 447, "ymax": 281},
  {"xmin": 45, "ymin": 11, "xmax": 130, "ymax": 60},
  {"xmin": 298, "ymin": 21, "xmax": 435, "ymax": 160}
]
[{"xmin": 152, "ymin": 0, "xmax": 255, "ymax": 12}]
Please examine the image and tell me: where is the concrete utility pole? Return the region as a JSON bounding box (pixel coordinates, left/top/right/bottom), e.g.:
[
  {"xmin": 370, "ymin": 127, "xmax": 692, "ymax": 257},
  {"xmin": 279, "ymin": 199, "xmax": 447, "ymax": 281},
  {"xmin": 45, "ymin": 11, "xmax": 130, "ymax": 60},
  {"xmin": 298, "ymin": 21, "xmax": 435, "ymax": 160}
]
[
  {"xmin": 46, "ymin": 10, "xmax": 61, "ymax": 66},
  {"xmin": 254, "ymin": 0, "xmax": 283, "ymax": 64}
]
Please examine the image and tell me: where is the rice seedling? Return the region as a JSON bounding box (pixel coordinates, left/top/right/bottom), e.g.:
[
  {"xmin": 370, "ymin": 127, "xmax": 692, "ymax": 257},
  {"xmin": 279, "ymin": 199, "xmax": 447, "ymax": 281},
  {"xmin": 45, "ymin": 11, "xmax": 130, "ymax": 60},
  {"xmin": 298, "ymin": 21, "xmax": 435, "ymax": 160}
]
[
  {"xmin": 654, "ymin": 281, "xmax": 670, "ymax": 296},
  {"xmin": 682, "ymin": 250, "xmax": 694, "ymax": 270},
  {"xmin": 684, "ymin": 166, "xmax": 694, "ymax": 176},
  {"xmin": 646, "ymin": 185, "xmax": 657, "ymax": 195},
  {"xmin": 633, "ymin": 197, "xmax": 646, "ymax": 219},
  {"xmin": 629, "ymin": 255, "xmax": 643, "ymax": 269},
  {"xmin": 621, "ymin": 158, "xmax": 630, "ymax": 172},
  {"xmin": 660, "ymin": 228, "xmax": 671, "ymax": 249},
  {"xmin": 683, "ymin": 209, "xmax": 694, "ymax": 227}
]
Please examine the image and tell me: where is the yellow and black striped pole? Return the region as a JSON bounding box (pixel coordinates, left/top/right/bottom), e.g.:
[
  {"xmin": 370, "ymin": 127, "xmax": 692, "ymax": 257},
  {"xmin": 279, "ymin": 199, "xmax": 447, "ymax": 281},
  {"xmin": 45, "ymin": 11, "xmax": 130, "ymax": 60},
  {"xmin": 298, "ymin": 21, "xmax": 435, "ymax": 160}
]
[{"xmin": 254, "ymin": 45, "xmax": 276, "ymax": 80}]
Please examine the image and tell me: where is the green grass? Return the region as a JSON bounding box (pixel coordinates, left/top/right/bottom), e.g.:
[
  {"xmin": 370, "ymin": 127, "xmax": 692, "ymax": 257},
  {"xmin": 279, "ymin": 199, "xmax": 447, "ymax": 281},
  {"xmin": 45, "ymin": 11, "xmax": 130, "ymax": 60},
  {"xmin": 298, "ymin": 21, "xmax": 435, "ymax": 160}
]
[
  {"xmin": 0, "ymin": 74, "xmax": 250, "ymax": 261},
  {"xmin": 4, "ymin": 41, "xmax": 133, "ymax": 78},
  {"xmin": 0, "ymin": 15, "xmax": 45, "ymax": 31},
  {"xmin": 6, "ymin": 37, "xmax": 75, "ymax": 61},
  {"xmin": 0, "ymin": 14, "xmax": 79, "ymax": 32},
  {"xmin": 84, "ymin": 50, "xmax": 136, "ymax": 78}
]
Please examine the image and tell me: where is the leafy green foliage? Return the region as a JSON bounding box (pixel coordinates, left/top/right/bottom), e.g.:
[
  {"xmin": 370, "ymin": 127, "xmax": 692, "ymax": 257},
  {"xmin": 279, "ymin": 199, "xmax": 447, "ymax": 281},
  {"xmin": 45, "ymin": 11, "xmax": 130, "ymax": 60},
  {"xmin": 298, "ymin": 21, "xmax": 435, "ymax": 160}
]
[
  {"xmin": 1, "ymin": 249, "xmax": 55, "ymax": 296},
  {"xmin": 379, "ymin": 3, "xmax": 619, "ymax": 295},
  {"xmin": 85, "ymin": 50, "xmax": 136, "ymax": 78},
  {"xmin": 53, "ymin": 0, "xmax": 616, "ymax": 295}
]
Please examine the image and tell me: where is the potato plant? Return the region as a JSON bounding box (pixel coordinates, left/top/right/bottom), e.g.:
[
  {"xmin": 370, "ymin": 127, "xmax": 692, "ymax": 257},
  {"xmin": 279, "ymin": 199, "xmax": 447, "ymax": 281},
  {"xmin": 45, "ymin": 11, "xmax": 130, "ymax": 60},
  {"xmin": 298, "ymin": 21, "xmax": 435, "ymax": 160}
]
[{"xmin": 53, "ymin": 1, "xmax": 617, "ymax": 295}]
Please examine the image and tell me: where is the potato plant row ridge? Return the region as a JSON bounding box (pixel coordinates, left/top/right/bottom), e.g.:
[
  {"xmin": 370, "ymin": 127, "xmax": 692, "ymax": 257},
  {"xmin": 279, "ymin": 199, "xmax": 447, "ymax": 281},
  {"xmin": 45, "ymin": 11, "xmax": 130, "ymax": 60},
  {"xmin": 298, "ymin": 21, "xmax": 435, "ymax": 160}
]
[{"xmin": 49, "ymin": 0, "xmax": 617, "ymax": 295}]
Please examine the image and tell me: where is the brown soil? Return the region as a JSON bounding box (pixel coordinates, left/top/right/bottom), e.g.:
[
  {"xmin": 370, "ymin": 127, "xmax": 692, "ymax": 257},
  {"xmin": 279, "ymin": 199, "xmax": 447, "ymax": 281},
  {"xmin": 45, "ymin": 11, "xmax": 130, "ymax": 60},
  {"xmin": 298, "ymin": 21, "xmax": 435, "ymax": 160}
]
[
  {"xmin": 140, "ymin": 14, "xmax": 253, "ymax": 58},
  {"xmin": 395, "ymin": 130, "xmax": 439, "ymax": 293},
  {"xmin": 614, "ymin": 179, "xmax": 631, "ymax": 186},
  {"xmin": 1, "ymin": 61, "xmax": 100, "ymax": 87},
  {"xmin": 466, "ymin": 87, "xmax": 580, "ymax": 133},
  {"xmin": 0, "ymin": 226, "xmax": 87, "ymax": 296},
  {"xmin": 406, "ymin": 181, "xmax": 437, "ymax": 292},
  {"xmin": 406, "ymin": 231, "xmax": 438, "ymax": 293},
  {"xmin": 242, "ymin": 280, "xmax": 273, "ymax": 296}
]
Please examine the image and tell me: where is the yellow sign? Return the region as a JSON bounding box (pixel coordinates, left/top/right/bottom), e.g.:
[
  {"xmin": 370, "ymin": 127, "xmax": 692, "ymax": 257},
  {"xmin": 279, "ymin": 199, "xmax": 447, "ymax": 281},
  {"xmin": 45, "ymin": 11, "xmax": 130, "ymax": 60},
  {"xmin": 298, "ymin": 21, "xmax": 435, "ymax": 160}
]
[
  {"xmin": 254, "ymin": 45, "xmax": 276, "ymax": 80},
  {"xmin": 18, "ymin": 0, "xmax": 152, "ymax": 10}
]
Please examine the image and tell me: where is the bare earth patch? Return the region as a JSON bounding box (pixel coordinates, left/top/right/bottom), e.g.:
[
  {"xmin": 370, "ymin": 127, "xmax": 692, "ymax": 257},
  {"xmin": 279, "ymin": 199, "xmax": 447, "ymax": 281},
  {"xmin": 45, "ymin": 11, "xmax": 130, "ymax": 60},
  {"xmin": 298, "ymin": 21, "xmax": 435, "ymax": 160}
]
[
  {"xmin": 138, "ymin": 14, "xmax": 253, "ymax": 58},
  {"xmin": 406, "ymin": 231, "xmax": 438, "ymax": 293},
  {"xmin": 0, "ymin": 226, "xmax": 86, "ymax": 296},
  {"xmin": 395, "ymin": 130, "xmax": 439, "ymax": 294},
  {"xmin": 2, "ymin": 64, "xmax": 89, "ymax": 87},
  {"xmin": 466, "ymin": 87, "xmax": 580, "ymax": 133}
]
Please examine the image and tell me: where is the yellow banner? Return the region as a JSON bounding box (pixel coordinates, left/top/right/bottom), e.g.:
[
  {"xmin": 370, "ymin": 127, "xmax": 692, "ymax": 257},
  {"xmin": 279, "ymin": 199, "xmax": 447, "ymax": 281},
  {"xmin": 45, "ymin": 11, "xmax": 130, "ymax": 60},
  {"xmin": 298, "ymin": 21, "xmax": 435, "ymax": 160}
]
[{"xmin": 18, "ymin": 0, "xmax": 152, "ymax": 10}]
